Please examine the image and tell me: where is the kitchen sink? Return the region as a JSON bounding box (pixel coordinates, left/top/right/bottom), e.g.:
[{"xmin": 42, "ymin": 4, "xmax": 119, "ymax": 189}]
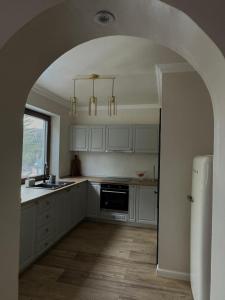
[{"xmin": 32, "ymin": 181, "xmax": 74, "ymax": 190}]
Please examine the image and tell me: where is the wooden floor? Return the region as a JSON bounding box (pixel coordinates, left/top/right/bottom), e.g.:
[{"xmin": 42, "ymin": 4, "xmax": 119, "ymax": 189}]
[{"xmin": 19, "ymin": 221, "xmax": 193, "ymax": 300}]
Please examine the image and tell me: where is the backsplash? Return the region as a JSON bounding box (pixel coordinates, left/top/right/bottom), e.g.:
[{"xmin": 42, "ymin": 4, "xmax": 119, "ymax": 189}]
[{"xmin": 77, "ymin": 152, "xmax": 158, "ymax": 179}]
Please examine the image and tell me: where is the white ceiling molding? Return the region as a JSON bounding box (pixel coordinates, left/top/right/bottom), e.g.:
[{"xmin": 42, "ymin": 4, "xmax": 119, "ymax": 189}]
[
  {"xmin": 31, "ymin": 84, "xmax": 70, "ymax": 108},
  {"xmin": 155, "ymin": 63, "xmax": 195, "ymax": 106},
  {"xmin": 31, "ymin": 84, "xmax": 160, "ymax": 111},
  {"xmin": 77, "ymin": 104, "xmax": 161, "ymax": 112}
]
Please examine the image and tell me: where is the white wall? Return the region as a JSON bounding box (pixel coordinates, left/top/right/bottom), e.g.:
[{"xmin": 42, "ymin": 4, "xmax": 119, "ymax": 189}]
[
  {"xmin": 158, "ymin": 71, "xmax": 213, "ymax": 276},
  {"xmin": 27, "ymin": 90, "xmax": 72, "ymax": 177},
  {"xmin": 73, "ymin": 108, "xmax": 160, "ymax": 178},
  {"xmin": 78, "ymin": 152, "xmax": 158, "ymax": 179}
]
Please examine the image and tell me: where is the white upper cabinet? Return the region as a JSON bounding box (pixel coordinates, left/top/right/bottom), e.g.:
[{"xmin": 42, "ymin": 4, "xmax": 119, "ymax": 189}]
[
  {"xmin": 134, "ymin": 125, "xmax": 159, "ymax": 153},
  {"xmin": 89, "ymin": 126, "xmax": 105, "ymax": 152},
  {"xmin": 70, "ymin": 125, "xmax": 89, "ymax": 151},
  {"xmin": 136, "ymin": 186, "xmax": 158, "ymax": 225},
  {"xmin": 106, "ymin": 125, "xmax": 133, "ymax": 152},
  {"xmin": 70, "ymin": 124, "xmax": 159, "ymax": 153}
]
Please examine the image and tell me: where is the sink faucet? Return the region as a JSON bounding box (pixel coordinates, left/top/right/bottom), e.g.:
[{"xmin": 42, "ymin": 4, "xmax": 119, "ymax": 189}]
[{"xmin": 43, "ymin": 163, "xmax": 49, "ymax": 183}]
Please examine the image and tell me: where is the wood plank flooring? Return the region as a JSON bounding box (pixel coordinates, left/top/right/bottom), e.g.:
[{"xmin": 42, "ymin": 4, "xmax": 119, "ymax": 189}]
[{"xmin": 19, "ymin": 221, "xmax": 193, "ymax": 300}]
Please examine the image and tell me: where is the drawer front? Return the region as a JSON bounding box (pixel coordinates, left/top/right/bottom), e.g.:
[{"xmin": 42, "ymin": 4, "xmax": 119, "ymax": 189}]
[
  {"xmin": 36, "ymin": 222, "xmax": 54, "ymax": 243},
  {"xmin": 37, "ymin": 198, "xmax": 53, "ymax": 215},
  {"xmin": 37, "ymin": 209, "xmax": 53, "ymax": 227}
]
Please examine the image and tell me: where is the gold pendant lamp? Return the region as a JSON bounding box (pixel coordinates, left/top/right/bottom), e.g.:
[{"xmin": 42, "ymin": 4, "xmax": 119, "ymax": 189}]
[
  {"xmin": 89, "ymin": 78, "xmax": 98, "ymax": 116},
  {"xmin": 108, "ymin": 78, "xmax": 117, "ymax": 116},
  {"xmin": 70, "ymin": 79, "xmax": 78, "ymax": 117},
  {"xmin": 70, "ymin": 74, "xmax": 116, "ymax": 117}
]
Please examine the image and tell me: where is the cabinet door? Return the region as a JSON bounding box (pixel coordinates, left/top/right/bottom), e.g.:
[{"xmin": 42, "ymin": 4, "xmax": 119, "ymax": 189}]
[
  {"xmin": 128, "ymin": 185, "xmax": 136, "ymax": 222},
  {"xmin": 136, "ymin": 186, "xmax": 157, "ymax": 225},
  {"xmin": 70, "ymin": 185, "xmax": 80, "ymax": 227},
  {"xmin": 63, "ymin": 189, "xmax": 73, "ymax": 232},
  {"xmin": 55, "ymin": 189, "xmax": 72, "ymax": 239},
  {"xmin": 70, "ymin": 183, "xmax": 87, "ymax": 227},
  {"xmin": 106, "ymin": 125, "xmax": 133, "ymax": 151},
  {"xmin": 70, "ymin": 125, "xmax": 89, "ymax": 151},
  {"xmin": 35, "ymin": 193, "xmax": 57, "ymax": 254},
  {"xmin": 79, "ymin": 182, "xmax": 87, "ymax": 220},
  {"xmin": 89, "ymin": 126, "xmax": 105, "ymax": 152},
  {"xmin": 134, "ymin": 125, "xmax": 159, "ymax": 153},
  {"xmin": 20, "ymin": 204, "xmax": 36, "ymax": 270},
  {"xmin": 87, "ymin": 183, "xmax": 100, "ymax": 218}
]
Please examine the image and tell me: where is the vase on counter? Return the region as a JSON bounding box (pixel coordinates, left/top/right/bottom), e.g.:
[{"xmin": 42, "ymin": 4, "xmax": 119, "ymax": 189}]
[
  {"xmin": 136, "ymin": 171, "xmax": 146, "ymax": 181},
  {"xmin": 70, "ymin": 155, "xmax": 81, "ymax": 177}
]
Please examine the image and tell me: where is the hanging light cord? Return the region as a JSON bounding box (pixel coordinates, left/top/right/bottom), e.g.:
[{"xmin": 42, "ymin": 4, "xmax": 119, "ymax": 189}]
[
  {"xmin": 92, "ymin": 79, "xmax": 95, "ymax": 97},
  {"xmin": 112, "ymin": 78, "xmax": 115, "ymax": 96},
  {"xmin": 73, "ymin": 79, "xmax": 76, "ymax": 98}
]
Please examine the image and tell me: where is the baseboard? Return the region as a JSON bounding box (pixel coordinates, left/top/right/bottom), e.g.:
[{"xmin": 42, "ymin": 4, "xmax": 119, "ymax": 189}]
[{"xmin": 156, "ymin": 265, "xmax": 190, "ymax": 281}]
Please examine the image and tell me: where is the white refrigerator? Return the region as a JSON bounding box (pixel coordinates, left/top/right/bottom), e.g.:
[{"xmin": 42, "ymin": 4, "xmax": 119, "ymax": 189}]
[{"xmin": 190, "ymin": 155, "xmax": 213, "ymax": 300}]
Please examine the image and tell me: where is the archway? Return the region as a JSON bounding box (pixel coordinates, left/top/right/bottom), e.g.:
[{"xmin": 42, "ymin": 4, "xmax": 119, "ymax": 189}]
[{"xmin": 0, "ymin": 1, "xmax": 225, "ymax": 299}]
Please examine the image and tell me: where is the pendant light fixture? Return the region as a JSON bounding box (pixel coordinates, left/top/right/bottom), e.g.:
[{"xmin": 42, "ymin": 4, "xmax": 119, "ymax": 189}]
[
  {"xmin": 89, "ymin": 78, "xmax": 98, "ymax": 116},
  {"xmin": 70, "ymin": 74, "xmax": 116, "ymax": 117},
  {"xmin": 108, "ymin": 78, "xmax": 117, "ymax": 116},
  {"xmin": 70, "ymin": 79, "xmax": 78, "ymax": 117}
]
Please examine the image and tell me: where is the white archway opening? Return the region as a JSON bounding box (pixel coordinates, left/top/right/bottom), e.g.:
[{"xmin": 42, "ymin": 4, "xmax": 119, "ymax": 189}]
[{"xmin": 0, "ymin": 1, "xmax": 225, "ymax": 299}]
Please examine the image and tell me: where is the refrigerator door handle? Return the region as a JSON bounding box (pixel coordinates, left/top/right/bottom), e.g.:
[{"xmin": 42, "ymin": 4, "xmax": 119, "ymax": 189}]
[{"xmin": 187, "ymin": 195, "xmax": 194, "ymax": 202}]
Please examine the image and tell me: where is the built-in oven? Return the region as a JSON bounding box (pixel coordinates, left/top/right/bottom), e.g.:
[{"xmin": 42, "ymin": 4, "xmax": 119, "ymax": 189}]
[{"xmin": 100, "ymin": 183, "xmax": 129, "ymax": 212}]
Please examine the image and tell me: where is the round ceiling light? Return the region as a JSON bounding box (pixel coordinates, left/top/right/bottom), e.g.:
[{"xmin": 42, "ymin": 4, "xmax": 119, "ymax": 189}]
[{"xmin": 94, "ymin": 10, "xmax": 115, "ymax": 25}]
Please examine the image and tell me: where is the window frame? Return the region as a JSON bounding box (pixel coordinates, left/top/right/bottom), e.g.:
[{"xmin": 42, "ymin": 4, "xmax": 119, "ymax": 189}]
[{"xmin": 21, "ymin": 108, "xmax": 51, "ymax": 183}]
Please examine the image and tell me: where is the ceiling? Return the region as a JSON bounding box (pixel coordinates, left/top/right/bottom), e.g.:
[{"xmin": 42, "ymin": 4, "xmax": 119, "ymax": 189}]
[{"xmin": 36, "ymin": 35, "xmax": 184, "ymax": 107}]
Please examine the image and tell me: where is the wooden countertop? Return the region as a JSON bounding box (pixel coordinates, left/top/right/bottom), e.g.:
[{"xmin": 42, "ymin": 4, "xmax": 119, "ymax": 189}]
[
  {"xmin": 64, "ymin": 176, "xmax": 158, "ymax": 187},
  {"xmin": 21, "ymin": 176, "xmax": 158, "ymax": 205},
  {"xmin": 21, "ymin": 178, "xmax": 86, "ymax": 205}
]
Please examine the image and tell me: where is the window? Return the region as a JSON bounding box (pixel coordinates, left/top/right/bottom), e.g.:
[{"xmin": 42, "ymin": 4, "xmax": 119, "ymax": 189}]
[{"xmin": 21, "ymin": 108, "xmax": 51, "ymax": 181}]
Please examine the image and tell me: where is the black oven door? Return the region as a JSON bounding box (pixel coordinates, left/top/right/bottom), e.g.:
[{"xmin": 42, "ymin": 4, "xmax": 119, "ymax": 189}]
[{"xmin": 100, "ymin": 184, "xmax": 129, "ymax": 211}]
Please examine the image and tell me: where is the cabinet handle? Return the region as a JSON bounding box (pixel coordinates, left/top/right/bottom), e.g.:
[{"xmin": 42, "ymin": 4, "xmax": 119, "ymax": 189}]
[
  {"xmin": 154, "ymin": 191, "xmax": 158, "ymax": 194},
  {"xmin": 102, "ymin": 190, "xmax": 127, "ymax": 194}
]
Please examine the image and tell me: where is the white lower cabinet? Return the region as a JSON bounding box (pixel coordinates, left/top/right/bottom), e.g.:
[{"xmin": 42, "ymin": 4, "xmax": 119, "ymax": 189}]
[
  {"xmin": 55, "ymin": 189, "xmax": 72, "ymax": 240},
  {"xmin": 71, "ymin": 182, "xmax": 87, "ymax": 227},
  {"xmin": 20, "ymin": 182, "xmax": 87, "ymax": 272},
  {"xmin": 87, "ymin": 182, "xmax": 100, "ymax": 218},
  {"xmin": 86, "ymin": 183, "xmax": 157, "ymax": 226},
  {"xmin": 136, "ymin": 186, "xmax": 157, "ymax": 225},
  {"xmin": 35, "ymin": 193, "xmax": 57, "ymax": 255},
  {"xmin": 79, "ymin": 182, "xmax": 88, "ymax": 219},
  {"xmin": 20, "ymin": 203, "xmax": 36, "ymax": 270},
  {"xmin": 20, "ymin": 181, "xmax": 157, "ymax": 272},
  {"xmin": 63, "ymin": 188, "xmax": 73, "ymax": 233}
]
